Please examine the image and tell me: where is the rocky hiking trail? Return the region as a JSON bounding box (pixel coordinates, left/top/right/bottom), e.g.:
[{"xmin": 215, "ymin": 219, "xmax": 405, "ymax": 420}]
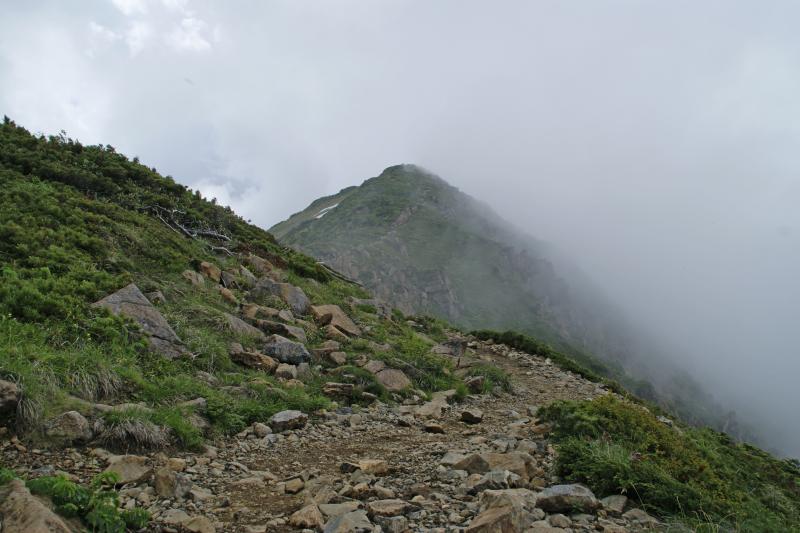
[{"xmin": 2, "ymin": 336, "xmax": 664, "ymax": 533}]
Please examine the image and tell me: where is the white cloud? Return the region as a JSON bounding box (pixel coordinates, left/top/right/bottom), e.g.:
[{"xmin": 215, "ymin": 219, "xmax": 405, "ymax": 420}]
[
  {"xmin": 161, "ymin": 0, "xmax": 190, "ymax": 13},
  {"xmin": 89, "ymin": 21, "xmax": 121, "ymax": 43},
  {"xmin": 111, "ymin": 0, "xmax": 148, "ymax": 16},
  {"xmin": 165, "ymin": 17, "xmax": 211, "ymax": 52},
  {"xmin": 125, "ymin": 20, "xmax": 152, "ymax": 56}
]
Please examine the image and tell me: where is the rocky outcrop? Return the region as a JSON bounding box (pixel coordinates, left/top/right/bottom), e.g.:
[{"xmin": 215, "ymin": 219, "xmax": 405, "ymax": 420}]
[
  {"xmin": 0, "ymin": 479, "xmax": 74, "ymax": 532},
  {"xmin": 93, "ymin": 283, "xmax": 185, "ymax": 358}
]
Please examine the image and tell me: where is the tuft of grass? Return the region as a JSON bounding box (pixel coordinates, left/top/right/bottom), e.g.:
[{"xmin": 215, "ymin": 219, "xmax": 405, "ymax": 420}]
[{"xmin": 539, "ymin": 396, "xmax": 800, "ymax": 532}]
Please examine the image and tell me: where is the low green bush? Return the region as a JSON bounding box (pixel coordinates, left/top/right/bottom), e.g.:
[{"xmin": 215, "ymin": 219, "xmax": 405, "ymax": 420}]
[
  {"xmin": 464, "ymin": 363, "xmax": 512, "ymax": 393},
  {"xmin": 539, "ymin": 396, "xmax": 800, "ymax": 531}
]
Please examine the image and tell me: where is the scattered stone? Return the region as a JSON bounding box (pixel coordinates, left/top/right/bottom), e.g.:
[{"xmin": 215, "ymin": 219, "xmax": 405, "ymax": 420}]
[
  {"xmin": 601, "ymin": 494, "xmax": 628, "ymax": 515},
  {"xmin": 154, "ymin": 467, "xmax": 193, "ymax": 499},
  {"xmin": 323, "ymin": 382, "xmax": 354, "ymax": 397},
  {"xmin": 312, "ymin": 340, "xmax": 341, "ymax": 359},
  {"xmin": 275, "ymin": 363, "xmax": 298, "ymax": 380},
  {"xmin": 319, "ymin": 501, "xmax": 362, "ymax": 517},
  {"xmin": 256, "ymin": 320, "xmax": 308, "ymax": 342},
  {"xmin": 252, "ymin": 422, "xmax": 272, "ymax": 438},
  {"xmin": 466, "ymin": 504, "xmax": 535, "ymax": 533},
  {"xmin": 44, "ymin": 411, "xmax": 92, "ymax": 444},
  {"xmin": 289, "ymin": 503, "xmax": 324, "ymax": 528},
  {"xmin": 250, "ymin": 278, "xmax": 311, "ymax": 315},
  {"xmin": 217, "ymin": 286, "xmax": 238, "ymax": 305},
  {"xmin": 323, "ymin": 510, "xmax": 373, "ymax": 533},
  {"xmin": 223, "ymin": 312, "xmax": 265, "ymax": 340},
  {"xmin": 269, "ymin": 410, "xmax": 308, "ymax": 432},
  {"xmin": 536, "ymin": 484, "xmax": 599, "ymax": 513},
  {"xmin": 424, "ymin": 422, "xmax": 445, "ymax": 434},
  {"xmin": 465, "ymin": 375, "xmax": 485, "ymax": 393},
  {"xmin": 367, "ymin": 498, "xmax": 412, "ymax": 517},
  {"xmin": 105, "ymin": 455, "xmax": 152, "ymax": 485},
  {"xmin": 230, "ymin": 350, "xmax": 278, "ymax": 373},
  {"xmin": 310, "ymin": 304, "xmax": 362, "ymax": 336},
  {"xmin": 285, "ymin": 477, "xmax": 305, "ymax": 494},
  {"xmin": 461, "ymin": 408, "xmax": 484, "ymax": 424},
  {"xmin": 182, "ymin": 270, "xmax": 205, "ymax": 287},
  {"xmin": 549, "ymin": 513, "xmax": 571, "ymax": 528},
  {"xmin": 623, "ymin": 508, "xmax": 660, "ymax": 527},
  {"xmin": 375, "ymin": 368, "xmax": 412, "ymax": 391},
  {"xmin": 145, "ymin": 290, "xmax": 166, "ymax": 304},
  {"xmin": 358, "ymin": 459, "xmax": 389, "ymax": 475},
  {"xmin": 327, "ymin": 351, "xmax": 348, "ymax": 365},
  {"xmin": 363, "ymin": 360, "xmax": 386, "ymax": 374},
  {"xmin": 454, "ymin": 452, "xmax": 536, "ymax": 480},
  {"xmin": 199, "ymin": 261, "xmax": 222, "ymax": 282},
  {"xmin": 263, "ymin": 334, "xmax": 311, "ymax": 364},
  {"xmin": 183, "ymin": 515, "xmax": 216, "ymax": 533},
  {"xmin": 323, "ymin": 324, "xmax": 349, "ymax": 341}
]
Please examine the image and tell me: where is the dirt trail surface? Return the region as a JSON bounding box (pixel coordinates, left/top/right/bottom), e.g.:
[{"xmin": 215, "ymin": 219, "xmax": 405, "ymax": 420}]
[{"xmin": 1, "ymin": 339, "xmax": 663, "ymax": 532}]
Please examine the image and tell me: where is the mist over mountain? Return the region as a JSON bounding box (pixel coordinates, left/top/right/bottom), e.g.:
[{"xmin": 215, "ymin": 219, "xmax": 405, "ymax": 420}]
[{"xmin": 271, "ymin": 164, "xmax": 760, "ymax": 448}]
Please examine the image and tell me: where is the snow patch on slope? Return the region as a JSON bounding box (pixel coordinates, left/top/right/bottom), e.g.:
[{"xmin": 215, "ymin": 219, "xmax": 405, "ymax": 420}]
[{"xmin": 315, "ymin": 203, "xmax": 340, "ymax": 219}]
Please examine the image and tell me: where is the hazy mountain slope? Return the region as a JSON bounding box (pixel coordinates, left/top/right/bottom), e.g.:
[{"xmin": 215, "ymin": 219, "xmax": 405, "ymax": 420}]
[
  {"xmin": 274, "ymin": 166, "xmax": 589, "ymax": 345},
  {"xmin": 271, "ymin": 165, "xmax": 757, "ymax": 439}
]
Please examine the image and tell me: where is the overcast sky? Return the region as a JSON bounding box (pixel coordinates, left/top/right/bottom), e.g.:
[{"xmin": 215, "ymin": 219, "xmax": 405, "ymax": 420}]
[{"xmin": 3, "ymin": 0, "xmax": 799, "ymax": 456}]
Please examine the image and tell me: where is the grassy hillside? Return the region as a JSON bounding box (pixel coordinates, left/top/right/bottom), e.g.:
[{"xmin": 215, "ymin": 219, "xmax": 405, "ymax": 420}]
[{"xmin": 0, "ymin": 119, "xmax": 469, "ymax": 448}]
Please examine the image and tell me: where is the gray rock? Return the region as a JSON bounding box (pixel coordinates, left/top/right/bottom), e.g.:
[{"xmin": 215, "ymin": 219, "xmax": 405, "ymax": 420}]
[
  {"xmin": 461, "ymin": 408, "xmax": 483, "ymax": 424},
  {"xmin": 375, "ymin": 368, "xmax": 412, "ymax": 391},
  {"xmin": 45, "ymin": 411, "xmax": 92, "ymax": 443},
  {"xmin": 154, "ymin": 467, "xmax": 193, "ymax": 499},
  {"xmin": 536, "ymin": 484, "xmax": 599, "ymax": 513},
  {"xmin": 93, "ymin": 283, "xmax": 185, "ymax": 358},
  {"xmin": 269, "ymin": 410, "xmax": 308, "ymax": 432},
  {"xmin": 105, "ymin": 454, "xmax": 152, "ymax": 485},
  {"xmin": 275, "ymin": 363, "xmax": 298, "ymax": 380},
  {"xmin": 256, "ymin": 320, "xmax": 307, "ymax": 343},
  {"xmin": 222, "ymin": 312, "xmax": 266, "ymax": 340},
  {"xmin": 323, "ymin": 510, "xmax": 373, "ymax": 533},
  {"xmin": 600, "ymin": 494, "xmax": 627, "ymax": 515},
  {"xmin": 250, "ymin": 278, "xmax": 311, "ymax": 315},
  {"xmin": 263, "ymin": 334, "xmax": 311, "ymax": 365}
]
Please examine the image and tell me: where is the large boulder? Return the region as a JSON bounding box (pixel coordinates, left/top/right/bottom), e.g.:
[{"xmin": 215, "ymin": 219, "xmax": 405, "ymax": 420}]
[
  {"xmin": 535, "ymin": 484, "xmax": 599, "ymax": 513},
  {"xmin": 45, "ymin": 411, "xmax": 93, "ymax": 444},
  {"xmin": 375, "ymin": 369, "xmax": 411, "ymax": 391},
  {"xmin": 0, "ymin": 379, "xmax": 19, "ymax": 417},
  {"xmin": 222, "ymin": 313, "xmax": 265, "ymax": 340},
  {"xmin": 0, "ymin": 479, "xmax": 74, "ymax": 532},
  {"xmin": 269, "ymin": 410, "xmax": 308, "ymax": 432},
  {"xmin": 263, "ymin": 334, "xmax": 311, "ymax": 364},
  {"xmin": 310, "ymin": 304, "xmax": 362, "ymax": 337},
  {"xmin": 250, "ymin": 278, "xmax": 310, "ymax": 315},
  {"xmin": 93, "ymin": 283, "xmax": 185, "ymax": 358}
]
